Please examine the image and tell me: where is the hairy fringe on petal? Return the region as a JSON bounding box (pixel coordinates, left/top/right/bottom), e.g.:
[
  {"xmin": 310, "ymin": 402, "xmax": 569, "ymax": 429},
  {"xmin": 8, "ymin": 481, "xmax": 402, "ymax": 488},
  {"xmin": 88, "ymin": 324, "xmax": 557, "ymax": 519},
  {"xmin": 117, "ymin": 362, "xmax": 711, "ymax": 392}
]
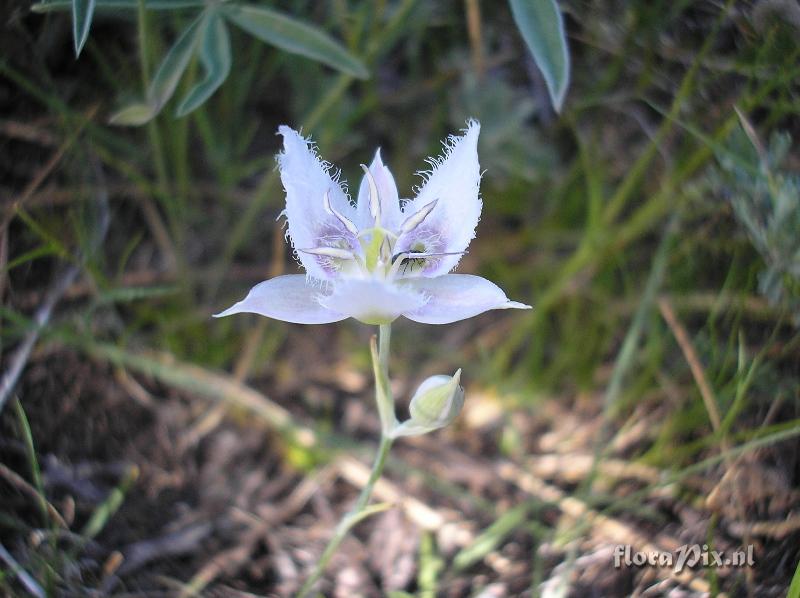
[
  {"xmin": 276, "ymin": 128, "xmax": 351, "ymax": 201},
  {"xmin": 411, "ymin": 119, "xmax": 481, "ymax": 195}
]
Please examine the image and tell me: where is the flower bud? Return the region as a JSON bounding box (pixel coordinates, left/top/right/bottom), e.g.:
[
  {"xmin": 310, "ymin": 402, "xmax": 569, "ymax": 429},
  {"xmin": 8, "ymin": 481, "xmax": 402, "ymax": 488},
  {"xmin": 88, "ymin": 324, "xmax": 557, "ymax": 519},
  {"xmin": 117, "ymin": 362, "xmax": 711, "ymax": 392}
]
[{"xmin": 391, "ymin": 370, "xmax": 464, "ymax": 438}]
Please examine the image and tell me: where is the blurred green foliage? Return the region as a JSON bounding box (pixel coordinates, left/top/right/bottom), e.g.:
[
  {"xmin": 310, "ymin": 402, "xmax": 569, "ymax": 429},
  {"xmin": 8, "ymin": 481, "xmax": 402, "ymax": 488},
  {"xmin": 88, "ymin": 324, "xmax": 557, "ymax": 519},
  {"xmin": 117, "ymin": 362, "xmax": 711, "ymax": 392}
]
[
  {"xmin": 4, "ymin": 0, "xmax": 797, "ymax": 436},
  {"xmin": 711, "ymin": 123, "xmax": 800, "ymax": 323},
  {"xmin": 2, "ymin": 0, "xmax": 800, "ymax": 591},
  {"xmin": 34, "ymin": 0, "xmax": 369, "ymax": 123}
]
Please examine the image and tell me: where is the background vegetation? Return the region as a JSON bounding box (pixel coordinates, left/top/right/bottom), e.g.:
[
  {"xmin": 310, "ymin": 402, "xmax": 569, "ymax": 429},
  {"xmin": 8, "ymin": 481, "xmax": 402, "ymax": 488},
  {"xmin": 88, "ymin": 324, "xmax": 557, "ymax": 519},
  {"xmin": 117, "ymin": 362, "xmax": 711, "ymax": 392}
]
[{"xmin": 1, "ymin": 0, "xmax": 799, "ymax": 596}]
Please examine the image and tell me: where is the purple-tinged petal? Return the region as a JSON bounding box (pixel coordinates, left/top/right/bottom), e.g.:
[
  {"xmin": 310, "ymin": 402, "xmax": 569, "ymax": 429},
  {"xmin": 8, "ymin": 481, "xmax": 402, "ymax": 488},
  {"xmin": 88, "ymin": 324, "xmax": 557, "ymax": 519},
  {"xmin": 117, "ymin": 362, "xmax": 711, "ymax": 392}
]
[
  {"xmin": 278, "ymin": 126, "xmax": 359, "ymax": 280},
  {"xmin": 319, "ymin": 278, "xmax": 427, "ymax": 325},
  {"xmin": 396, "ymin": 120, "xmax": 482, "ymax": 276},
  {"xmin": 400, "ymin": 274, "xmax": 530, "ymax": 324},
  {"xmin": 356, "ymin": 149, "xmax": 402, "ymax": 230},
  {"xmin": 213, "ymin": 275, "xmax": 346, "ymax": 324}
]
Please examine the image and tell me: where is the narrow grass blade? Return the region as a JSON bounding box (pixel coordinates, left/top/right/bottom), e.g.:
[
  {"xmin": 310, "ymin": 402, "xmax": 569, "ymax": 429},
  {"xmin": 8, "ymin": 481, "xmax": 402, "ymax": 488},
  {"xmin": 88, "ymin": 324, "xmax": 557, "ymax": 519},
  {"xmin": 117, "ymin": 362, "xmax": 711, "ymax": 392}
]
[
  {"xmin": 346, "ymin": 502, "xmax": 393, "ymax": 526},
  {"xmin": 72, "ymin": 0, "xmax": 96, "ymax": 56},
  {"xmin": 788, "ymin": 556, "xmax": 800, "ymax": 598},
  {"xmin": 417, "ymin": 532, "xmax": 444, "ymax": 597},
  {"xmin": 453, "ymin": 502, "xmax": 530, "ymax": 570},
  {"xmin": 603, "ymin": 214, "xmax": 678, "ymax": 414},
  {"xmin": 508, "ymin": 0, "xmax": 570, "ymax": 112},
  {"xmin": 176, "ymin": 10, "xmax": 231, "ymax": 117},
  {"xmin": 222, "ymin": 4, "xmax": 369, "ymax": 79},
  {"xmin": 12, "ymin": 399, "xmax": 49, "ymax": 527},
  {"xmin": 3, "ymin": 244, "xmax": 59, "ymax": 272},
  {"xmin": 80, "ymin": 465, "xmax": 138, "ymax": 541}
]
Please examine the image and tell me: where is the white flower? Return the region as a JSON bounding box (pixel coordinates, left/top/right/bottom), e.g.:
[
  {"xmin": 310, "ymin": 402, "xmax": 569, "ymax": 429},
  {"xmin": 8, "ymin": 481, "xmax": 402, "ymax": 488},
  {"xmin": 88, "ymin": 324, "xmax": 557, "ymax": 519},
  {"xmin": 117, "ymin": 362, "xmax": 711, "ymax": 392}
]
[{"xmin": 214, "ymin": 120, "xmax": 531, "ymax": 325}]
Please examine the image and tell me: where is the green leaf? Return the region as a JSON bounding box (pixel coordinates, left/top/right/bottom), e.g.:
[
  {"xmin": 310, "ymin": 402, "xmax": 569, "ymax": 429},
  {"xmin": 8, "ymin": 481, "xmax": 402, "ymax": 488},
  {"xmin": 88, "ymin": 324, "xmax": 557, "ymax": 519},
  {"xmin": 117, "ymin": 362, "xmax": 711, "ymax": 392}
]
[
  {"xmin": 3, "ymin": 244, "xmax": 59, "ymax": 272},
  {"xmin": 72, "ymin": 0, "xmax": 96, "ymax": 56},
  {"xmin": 111, "ymin": 12, "xmax": 205, "ymax": 125},
  {"xmin": 108, "ymin": 101, "xmax": 156, "ymax": 125},
  {"xmin": 32, "ymin": 0, "xmax": 205, "ymax": 12},
  {"xmin": 788, "ymin": 556, "xmax": 800, "ymax": 598},
  {"xmin": 109, "ymin": 9, "xmax": 206, "ymax": 126},
  {"xmin": 176, "ymin": 10, "xmax": 232, "ymax": 117},
  {"xmin": 147, "ymin": 12, "xmax": 205, "ymax": 112},
  {"xmin": 508, "ymin": 0, "xmax": 570, "ymax": 112},
  {"xmin": 222, "ymin": 4, "xmax": 368, "ymax": 79}
]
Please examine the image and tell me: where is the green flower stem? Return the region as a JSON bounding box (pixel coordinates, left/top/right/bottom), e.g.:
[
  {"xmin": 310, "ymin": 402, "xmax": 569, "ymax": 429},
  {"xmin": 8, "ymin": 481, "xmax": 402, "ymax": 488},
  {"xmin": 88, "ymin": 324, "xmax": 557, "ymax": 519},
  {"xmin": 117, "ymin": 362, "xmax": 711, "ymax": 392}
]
[
  {"xmin": 375, "ymin": 324, "xmax": 398, "ymax": 434},
  {"xmin": 297, "ymin": 325, "xmax": 396, "ymax": 597}
]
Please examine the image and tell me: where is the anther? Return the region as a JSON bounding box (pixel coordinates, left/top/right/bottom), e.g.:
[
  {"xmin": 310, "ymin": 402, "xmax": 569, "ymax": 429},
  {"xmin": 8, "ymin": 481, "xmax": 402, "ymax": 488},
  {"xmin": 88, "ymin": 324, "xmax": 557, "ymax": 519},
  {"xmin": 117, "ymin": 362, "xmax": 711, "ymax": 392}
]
[
  {"xmin": 360, "ymin": 165, "xmax": 381, "ymax": 224},
  {"xmin": 299, "ymin": 247, "xmax": 355, "ymax": 260},
  {"xmin": 322, "ymin": 190, "xmax": 359, "ymax": 236},
  {"xmin": 399, "ymin": 199, "xmax": 438, "ymax": 235}
]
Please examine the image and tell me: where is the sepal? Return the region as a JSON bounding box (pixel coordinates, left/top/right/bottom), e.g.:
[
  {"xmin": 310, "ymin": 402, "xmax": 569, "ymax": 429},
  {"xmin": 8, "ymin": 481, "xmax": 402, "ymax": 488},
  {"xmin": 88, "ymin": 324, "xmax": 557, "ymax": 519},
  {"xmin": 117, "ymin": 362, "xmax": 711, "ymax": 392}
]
[{"xmin": 390, "ymin": 370, "xmax": 464, "ymax": 438}]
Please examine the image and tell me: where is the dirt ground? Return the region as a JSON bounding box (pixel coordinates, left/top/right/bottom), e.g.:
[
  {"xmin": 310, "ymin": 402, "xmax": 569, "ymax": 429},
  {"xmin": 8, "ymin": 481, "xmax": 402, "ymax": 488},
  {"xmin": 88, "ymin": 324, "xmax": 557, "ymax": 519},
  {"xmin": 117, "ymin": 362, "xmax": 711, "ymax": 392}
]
[{"xmin": 2, "ymin": 327, "xmax": 798, "ymax": 597}]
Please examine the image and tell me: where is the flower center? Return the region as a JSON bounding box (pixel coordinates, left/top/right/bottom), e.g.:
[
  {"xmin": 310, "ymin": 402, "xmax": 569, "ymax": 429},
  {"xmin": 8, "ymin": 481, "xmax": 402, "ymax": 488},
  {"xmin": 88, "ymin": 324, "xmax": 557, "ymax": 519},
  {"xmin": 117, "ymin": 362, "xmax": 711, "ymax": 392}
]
[
  {"xmin": 302, "ymin": 173, "xmax": 461, "ymax": 281},
  {"xmin": 398, "ymin": 242, "xmax": 428, "ymax": 275}
]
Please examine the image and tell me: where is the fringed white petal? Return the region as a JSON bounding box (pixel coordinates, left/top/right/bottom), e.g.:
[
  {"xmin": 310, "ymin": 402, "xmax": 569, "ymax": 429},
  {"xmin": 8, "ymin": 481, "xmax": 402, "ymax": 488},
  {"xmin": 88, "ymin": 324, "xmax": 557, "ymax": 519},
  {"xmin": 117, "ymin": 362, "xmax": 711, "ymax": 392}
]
[
  {"xmin": 277, "ymin": 126, "xmax": 358, "ymax": 280},
  {"xmin": 401, "ymin": 274, "xmax": 530, "ymax": 324},
  {"xmin": 396, "ymin": 120, "xmax": 482, "ymax": 276},
  {"xmin": 214, "ymin": 275, "xmax": 346, "ymax": 324},
  {"xmin": 356, "ymin": 149, "xmax": 402, "ymax": 230}
]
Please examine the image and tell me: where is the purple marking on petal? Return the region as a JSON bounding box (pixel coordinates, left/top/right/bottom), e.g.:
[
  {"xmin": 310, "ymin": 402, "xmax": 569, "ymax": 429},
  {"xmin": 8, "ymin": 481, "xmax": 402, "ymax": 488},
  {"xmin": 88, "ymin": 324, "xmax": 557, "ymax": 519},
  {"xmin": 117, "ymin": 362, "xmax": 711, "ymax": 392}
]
[
  {"xmin": 313, "ymin": 221, "xmax": 362, "ymax": 276},
  {"xmin": 393, "ymin": 225, "xmax": 446, "ymax": 277},
  {"xmin": 400, "ymin": 121, "xmax": 483, "ymax": 276},
  {"xmin": 277, "ymin": 126, "xmax": 358, "ymax": 280}
]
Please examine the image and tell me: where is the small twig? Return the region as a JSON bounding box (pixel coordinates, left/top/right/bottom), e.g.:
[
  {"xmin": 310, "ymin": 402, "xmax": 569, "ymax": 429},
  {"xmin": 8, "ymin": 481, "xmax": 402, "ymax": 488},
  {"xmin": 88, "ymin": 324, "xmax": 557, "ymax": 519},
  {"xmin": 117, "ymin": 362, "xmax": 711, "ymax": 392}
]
[
  {"xmin": 527, "ymin": 452, "xmax": 662, "ymax": 486},
  {"xmin": 658, "ymin": 295, "xmax": 756, "ymax": 592},
  {"xmin": 465, "ymin": 0, "xmax": 485, "ymax": 78},
  {"xmin": 0, "ymin": 118, "xmax": 59, "ymax": 146},
  {"xmin": 0, "ymin": 263, "xmax": 80, "ymax": 413},
  {"xmin": 728, "ymin": 515, "xmax": 800, "ymax": 539},
  {"xmin": 0, "ymin": 463, "xmax": 68, "ymax": 528},
  {"xmin": 182, "ymin": 472, "xmax": 336, "ymax": 598},
  {"xmin": 657, "ymin": 296, "xmax": 723, "ymax": 433},
  {"xmin": 496, "ymin": 460, "xmax": 718, "ymax": 596},
  {"xmin": 117, "ymin": 523, "xmax": 213, "ymax": 576},
  {"xmin": 2, "ymin": 105, "xmax": 99, "ymax": 230},
  {"xmin": 0, "ymin": 542, "xmax": 45, "ymax": 598}
]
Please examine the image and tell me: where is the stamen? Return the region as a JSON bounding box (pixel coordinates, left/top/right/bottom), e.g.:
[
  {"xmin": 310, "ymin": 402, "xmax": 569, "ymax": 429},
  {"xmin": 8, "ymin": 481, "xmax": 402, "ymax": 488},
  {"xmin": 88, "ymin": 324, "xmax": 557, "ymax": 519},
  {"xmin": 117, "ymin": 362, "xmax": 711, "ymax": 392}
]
[
  {"xmin": 399, "ymin": 199, "xmax": 438, "ymax": 235},
  {"xmin": 299, "ymin": 247, "xmax": 356, "ymax": 260},
  {"xmin": 392, "ymin": 250, "xmax": 467, "ymax": 261},
  {"xmin": 360, "ymin": 164, "xmax": 381, "ymax": 224},
  {"xmin": 322, "ymin": 190, "xmax": 359, "ymax": 236}
]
